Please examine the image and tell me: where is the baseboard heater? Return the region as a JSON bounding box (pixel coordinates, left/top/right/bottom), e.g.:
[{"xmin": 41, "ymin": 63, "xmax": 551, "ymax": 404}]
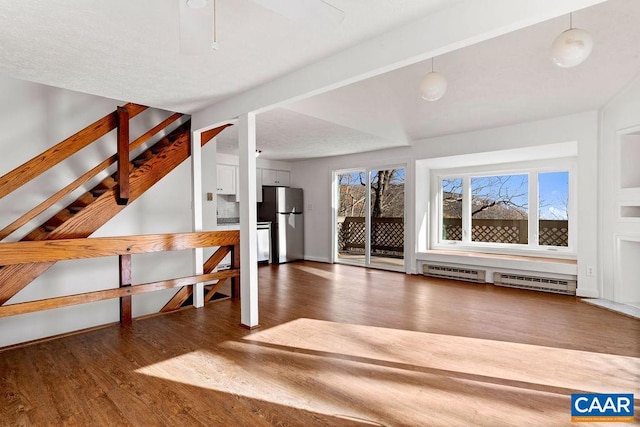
[
  {"xmin": 493, "ymin": 272, "xmax": 576, "ymax": 295},
  {"xmin": 423, "ymin": 264, "xmax": 486, "ymax": 283}
]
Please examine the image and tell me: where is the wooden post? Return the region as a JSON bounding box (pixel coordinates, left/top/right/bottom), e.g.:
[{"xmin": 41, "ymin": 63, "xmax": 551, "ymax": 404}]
[
  {"xmin": 117, "ymin": 106, "xmax": 130, "ymax": 205},
  {"xmin": 519, "ymin": 219, "xmax": 529, "ymax": 244},
  {"xmin": 231, "ymin": 243, "xmax": 240, "ymax": 299},
  {"xmin": 119, "ymin": 254, "xmax": 132, "ymax": 326}
]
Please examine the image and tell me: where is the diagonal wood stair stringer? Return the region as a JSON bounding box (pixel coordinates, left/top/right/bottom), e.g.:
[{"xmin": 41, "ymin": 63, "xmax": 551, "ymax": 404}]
[
  {"xmin": 160, "ymin": 246, "xmax": 232, "ymax": 312},
  {"xmin": 0, "ymin": 120, "xmax": 232, "ymax": 306}
]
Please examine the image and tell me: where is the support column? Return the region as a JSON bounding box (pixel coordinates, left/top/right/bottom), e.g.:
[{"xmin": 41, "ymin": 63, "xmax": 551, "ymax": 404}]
[
  {"xmin": 238, "ymin": 113, "xmax": 259, "ymax": 328},
  {"xmin": 191, "ymin": 130, "xmax": 204, "ymax": 308},
  {"xmin": 116, "ymin": 106, "xmax": 130, "ymax": 205},
  {"xmin": 119, "ymin": 254, "xmax": 132, "ymax": 326}
]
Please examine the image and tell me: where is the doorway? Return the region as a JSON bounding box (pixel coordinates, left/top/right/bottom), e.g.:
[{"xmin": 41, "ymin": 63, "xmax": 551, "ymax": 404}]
[{"xmin": 335, "ymin": 167, "xmax": 405, "ymax": 270}]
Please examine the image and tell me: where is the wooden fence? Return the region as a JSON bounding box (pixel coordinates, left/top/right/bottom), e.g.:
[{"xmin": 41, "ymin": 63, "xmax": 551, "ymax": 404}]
[
  {"xmin": 443, "ymin": 218, "xmax": 568, "ymax": 246},
  {"xmin": 338, "ymin": 217, "xmax": 404, "ymax": 257},
  {"xmin": 337, "ymin": 217, "xmax": 568, "ymax": 258}
]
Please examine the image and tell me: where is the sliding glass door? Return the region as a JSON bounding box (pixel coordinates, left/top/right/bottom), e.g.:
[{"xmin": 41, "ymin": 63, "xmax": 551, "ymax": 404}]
[
  {"xmin": 335, "ymin": 167, "xmax": 405, "ymax": 270},
  {"xmin": 369, "ymin": 168, "xmax": 405, "ymax": 268},
  {"xmin": 336, "ymin": 170, "xmax": 367, "ymax": 266}
]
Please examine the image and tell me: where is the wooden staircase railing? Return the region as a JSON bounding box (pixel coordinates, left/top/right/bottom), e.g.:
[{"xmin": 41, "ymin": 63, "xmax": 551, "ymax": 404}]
[
  {"xmin": 0, "ymin": 103, "xmax": 233, "ymax": 307},
  {"xmin": 0, "ymin": 112, "xmax": 182, "ymax": 241},
  {"xmin": 0, "ymin": 103, "xmax": 147, "ymax": 199},
  {"xmin": 0, "ymin": 231, "xmax": 240, "ymax": 324},
  {"xmin": 160, "ymin": 244, "xmax": 238, "ymax": 311}
]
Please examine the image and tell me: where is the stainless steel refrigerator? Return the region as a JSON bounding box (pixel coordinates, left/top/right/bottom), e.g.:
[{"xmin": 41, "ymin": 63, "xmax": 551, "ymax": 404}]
[{"xmin": 258, "ymin": 187, "xmax": 304, "ymax": 264}]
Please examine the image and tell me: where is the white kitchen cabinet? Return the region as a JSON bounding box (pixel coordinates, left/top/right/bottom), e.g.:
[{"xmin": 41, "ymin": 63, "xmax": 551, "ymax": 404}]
[
  {"xmin": 261, "ymin": 169, "xmax": 290, "ymax": 186},
  {"xmin": 235, "ymin": 167, "xmax": 263, "ymax": 202},
  {"xmin": 216, "ymin": 164, "xmax": 236, "ymax": 195}
]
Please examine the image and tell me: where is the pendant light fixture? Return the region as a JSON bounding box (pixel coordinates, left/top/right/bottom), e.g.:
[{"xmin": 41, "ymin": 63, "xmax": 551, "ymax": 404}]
[
  {"xmin": 420, "ymin": 58, "xmax": 447, "ymax": 101},
  {"xmin": 211, "ymin": 0, "xmax": 219, "ymax": 50},
  {"xmin": 185, "ymin": 0, "xmax": 219, "ymax": 51},
  {"xmin": 551, "ymin": 13, "xmax": 593, "ymax": 68}
]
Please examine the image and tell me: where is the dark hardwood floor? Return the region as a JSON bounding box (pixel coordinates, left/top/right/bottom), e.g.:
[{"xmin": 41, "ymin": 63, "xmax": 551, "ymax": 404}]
[{"xmin": 1, "ymin": 261, "xmax": 639, "ymax": 426}]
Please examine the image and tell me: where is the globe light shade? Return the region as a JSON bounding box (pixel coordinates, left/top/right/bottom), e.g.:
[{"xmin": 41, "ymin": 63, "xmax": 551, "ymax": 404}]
[
  {"xmin": 551, "ymin": 28, "xmax": 593, "ymax": 68},
  {"xmin": 420, "ymin": 71, "xmax": 447, "ymax": 101}
]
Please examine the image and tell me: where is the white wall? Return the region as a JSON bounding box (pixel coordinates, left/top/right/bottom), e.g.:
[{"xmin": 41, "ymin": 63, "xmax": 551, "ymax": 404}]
[
  {"xmin": 599, "ymin": 74, "xmax": 640, "ymax": 304},
  {"xmin": 292, "ymin": 111, "xmax": 600, "ymax": 296},
  {"xmin": 291, "ymin": 146, "xmax": 412, "ymax": 264},
  {"xmin": 0, "ymin": 77, "xmax": 197, "ymax": 347}
]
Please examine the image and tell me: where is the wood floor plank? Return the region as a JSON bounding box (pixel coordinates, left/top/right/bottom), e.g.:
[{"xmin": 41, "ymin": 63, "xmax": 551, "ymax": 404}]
[
  {"xmin": 1, "ymin": 261, "xmax": 638, "ymax": 426},
  {"xmin": 73, "ymin": 333, "xmax": 201, "ymax": 426}
]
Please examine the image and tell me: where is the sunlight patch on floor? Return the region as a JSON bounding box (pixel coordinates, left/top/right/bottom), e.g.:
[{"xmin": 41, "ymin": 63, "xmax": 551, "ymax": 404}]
[
  {"xmin": 337, "ymin": 253, "xmax": 404, "ymax": 268},
  {"xmin": 135, "ymin": 318, "xmax": 639, "ymax": 425},
  {"xmin": 244, "ymin": 318, "xmax": 640, "ymax": 395},
  {"xmin": 290, "ymin": 264, "xmax": 340, "ymax": 280},
  {"xmin": 292, "ymin": 264, "xmax": 396, "ymax": 280},
  {"xmin": 134, "ymin": 346, "xmax": 388, "ymax": 424}
]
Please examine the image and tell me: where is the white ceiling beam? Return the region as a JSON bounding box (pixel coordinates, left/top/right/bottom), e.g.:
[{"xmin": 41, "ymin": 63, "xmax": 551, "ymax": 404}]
[{"xmin": 193, "ymin": 0, "xmax": 606, "ymax": 130}]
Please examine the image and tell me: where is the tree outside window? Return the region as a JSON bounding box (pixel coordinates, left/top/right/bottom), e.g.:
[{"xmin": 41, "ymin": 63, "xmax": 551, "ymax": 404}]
[{"xmin": 440, "ymin": 171, "xmax": 569, "ymax": 248}]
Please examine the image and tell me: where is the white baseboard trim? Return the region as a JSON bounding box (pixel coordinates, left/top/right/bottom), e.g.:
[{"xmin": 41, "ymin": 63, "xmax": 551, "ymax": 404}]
[
  {"xmin": 581, "ymin": 299, "xmax": 640, "ymax": 319},
  {"xmin": 576, "ymin": 288, "xmax": 600, "ymax": 298}
]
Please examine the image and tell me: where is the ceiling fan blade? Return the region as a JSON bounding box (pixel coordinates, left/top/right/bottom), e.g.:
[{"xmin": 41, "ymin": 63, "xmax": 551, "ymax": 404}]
[
  {"xmin": 179, "ymin": 0, "xmax": 215, "ymax": 55},
  {"xmin": 251, "ymin": 0, "xmax": 344, "ymax": 30}
]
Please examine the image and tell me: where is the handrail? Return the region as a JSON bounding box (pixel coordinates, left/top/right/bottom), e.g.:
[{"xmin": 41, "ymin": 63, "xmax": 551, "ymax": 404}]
[
  {"xmin": 0, "ymin": 230, "xmax": 240, "ymax": 320},
  {"xmin": 0, "ymin": 112, "xmax": 183, "ymax": 241},
  {"xmin": 0, "ymin": 230, "xmax": 239, "ymax": 264},
  {"xmin": 0, "ymin": 103, "xmax": 147, "ymax": 199},
  {"xmin": 0, "ymin": 270, "xmax": 239, "ymax": 318}
]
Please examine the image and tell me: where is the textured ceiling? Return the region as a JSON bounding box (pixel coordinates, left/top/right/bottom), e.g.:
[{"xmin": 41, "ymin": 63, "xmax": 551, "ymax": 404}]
[
  {"xmin": 227, "ymin": 0, "xmax": 640, "ymax": 160},
  {"xmin": 286, "ymin": 0, "xmax": 640, "ymax": 143},
  {"xmin": 214, "ymin": 108, "xmax": 401, "ymax": 161},
  {"xmin": 1, "ymin": 0, "xmax": 638, "ymax": 161},
  {"xmin": 0, "ymin": 0, "xmax": 461, "ymax": 113}
]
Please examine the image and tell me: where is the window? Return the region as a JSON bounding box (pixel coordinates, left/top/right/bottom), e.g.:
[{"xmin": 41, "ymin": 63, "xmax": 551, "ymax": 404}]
[
  {"xmin": 441, "ymin": 178, "xmax": 462, "ymax": 241},
  {"xmin": 471, "ymin": 174, "xmax": 529, "ymax": 244},
  {"xmin": 538, "ymin": 171, "xmax": 569, "ymax": 247},
  {"xmin": 435, "ymin": 163, "xmax": 573, "ymax": 254}
]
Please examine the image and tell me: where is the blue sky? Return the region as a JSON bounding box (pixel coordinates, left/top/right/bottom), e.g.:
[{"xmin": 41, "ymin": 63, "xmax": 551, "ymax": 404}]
[
  {"xmin": 539, "ymin": 171, "xmax": 569, "ymax": 220},
  {"xmin": 444, "ymin": 172, "xmax": 569, "ymax": 220}
]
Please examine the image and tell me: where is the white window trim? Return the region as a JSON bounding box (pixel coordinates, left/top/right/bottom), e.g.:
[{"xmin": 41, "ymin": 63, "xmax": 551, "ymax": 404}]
[{"xmin": 430, "ymin": 157, "xmax": 577, "ymax": 258}]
